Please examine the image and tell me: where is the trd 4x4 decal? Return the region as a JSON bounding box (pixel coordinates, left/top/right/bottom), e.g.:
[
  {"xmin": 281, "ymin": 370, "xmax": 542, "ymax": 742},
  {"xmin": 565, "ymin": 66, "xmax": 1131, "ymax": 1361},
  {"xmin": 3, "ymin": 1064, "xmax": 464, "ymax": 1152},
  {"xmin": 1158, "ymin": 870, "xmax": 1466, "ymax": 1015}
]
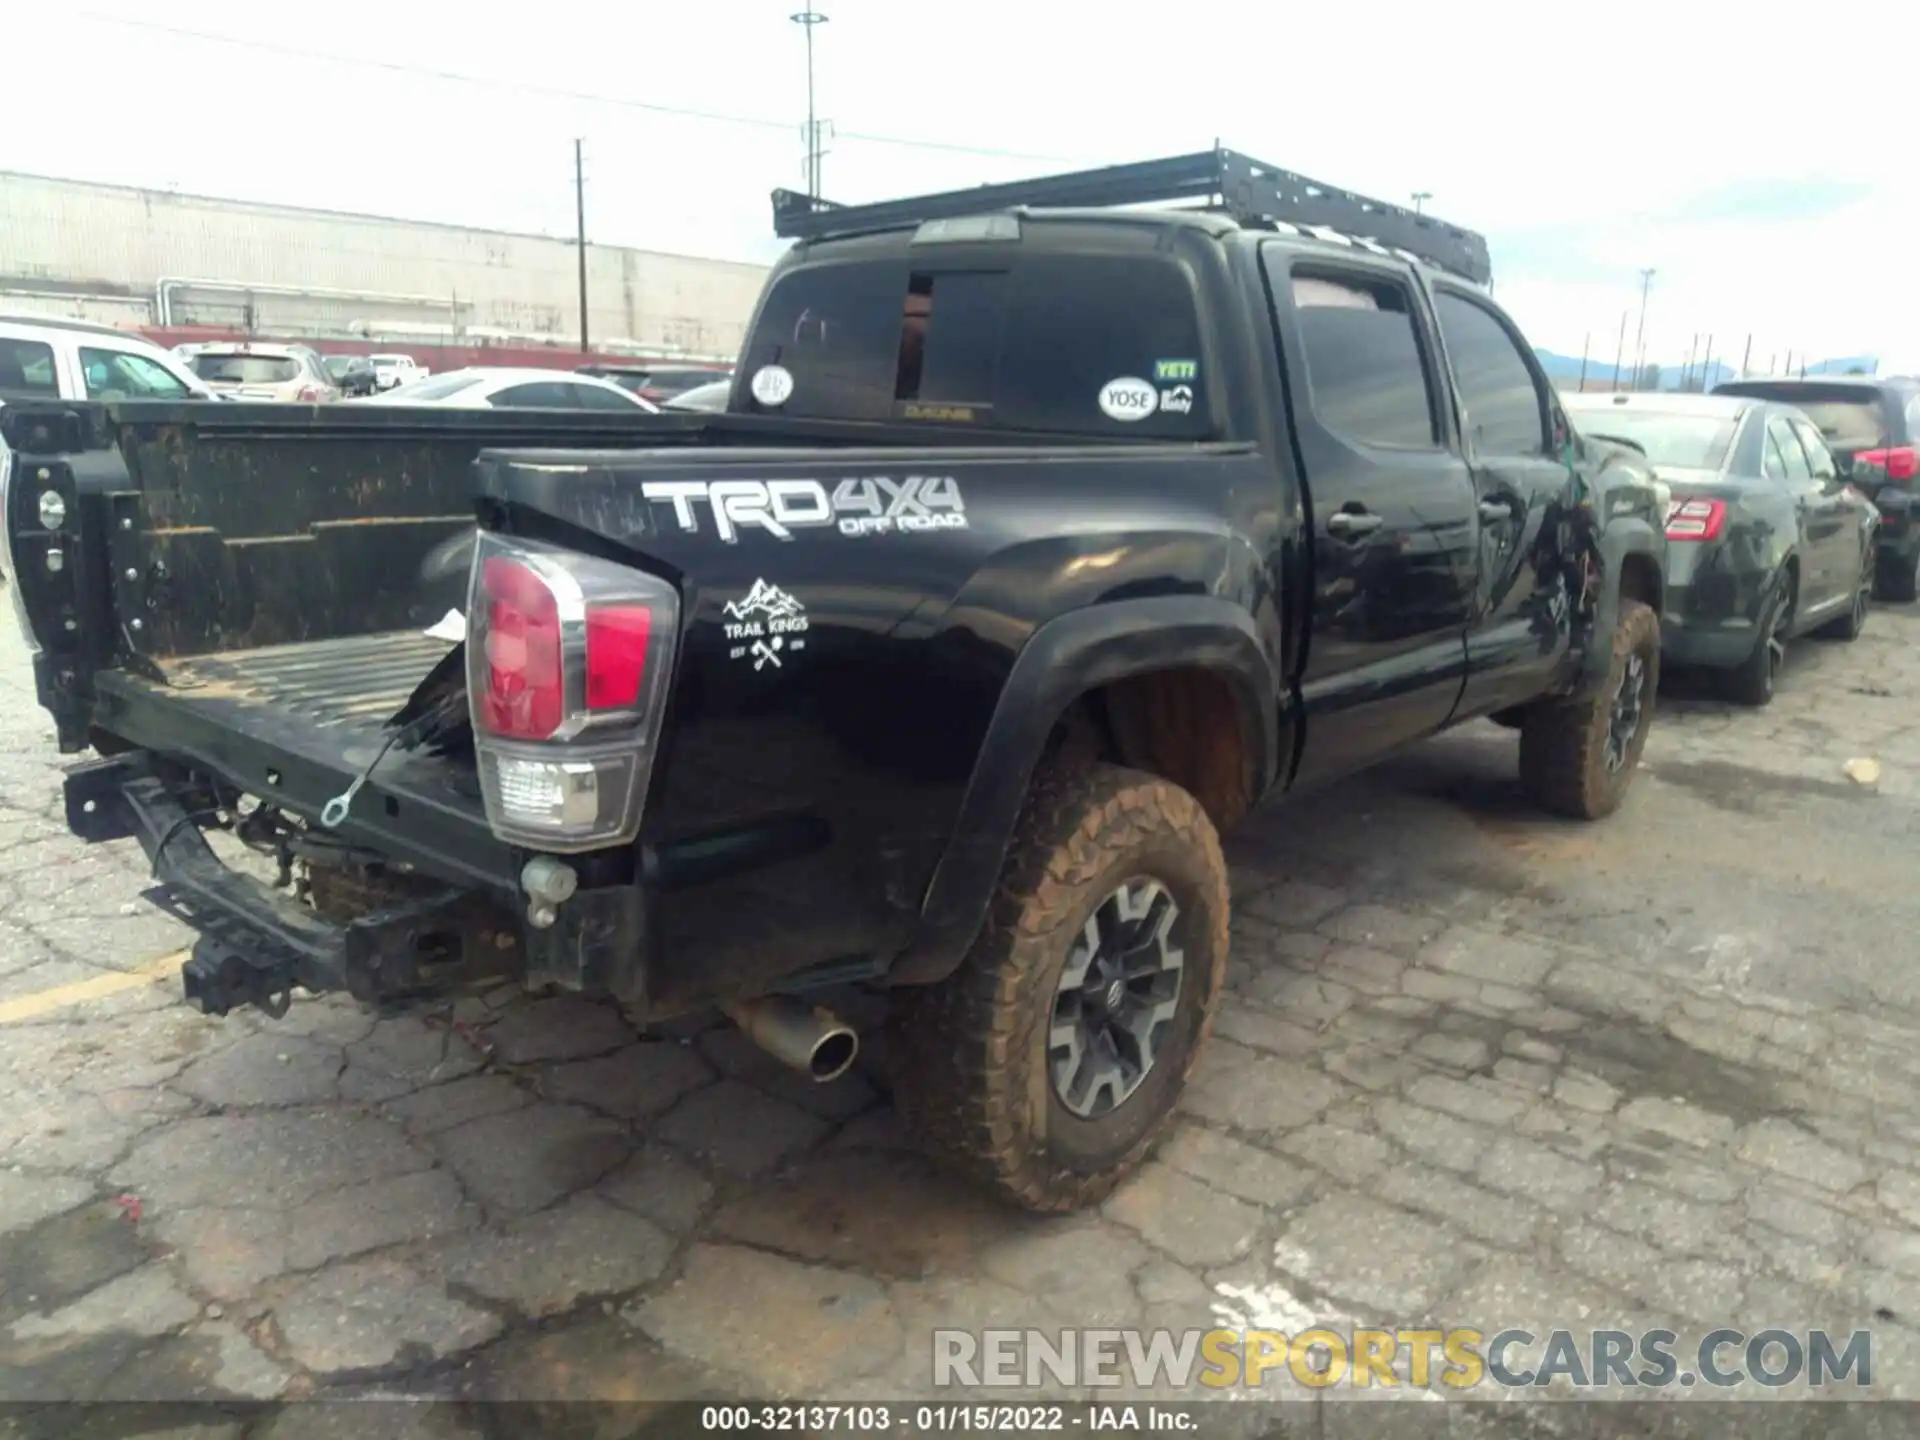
[{"xmin": 640, "ymin": 475, "xmax": 967, "ymax": 543}]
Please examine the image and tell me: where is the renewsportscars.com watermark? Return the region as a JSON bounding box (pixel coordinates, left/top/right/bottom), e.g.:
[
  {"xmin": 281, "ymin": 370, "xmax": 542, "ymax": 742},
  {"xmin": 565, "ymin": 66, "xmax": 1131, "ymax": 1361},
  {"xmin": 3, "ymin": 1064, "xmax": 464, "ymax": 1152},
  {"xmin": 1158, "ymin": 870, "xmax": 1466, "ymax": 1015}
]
[{"xmin": 934, "ymin": 1327, "xmax": 1875, "ymax": 1392}]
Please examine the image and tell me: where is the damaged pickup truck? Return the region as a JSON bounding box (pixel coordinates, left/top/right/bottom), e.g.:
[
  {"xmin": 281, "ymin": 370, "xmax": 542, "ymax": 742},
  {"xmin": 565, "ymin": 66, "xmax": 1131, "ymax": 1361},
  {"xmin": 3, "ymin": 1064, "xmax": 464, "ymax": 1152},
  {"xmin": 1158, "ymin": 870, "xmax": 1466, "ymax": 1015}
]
[{"xmin": 0, "ymin": 150, "xmax": 1668, "ymax": 1212}]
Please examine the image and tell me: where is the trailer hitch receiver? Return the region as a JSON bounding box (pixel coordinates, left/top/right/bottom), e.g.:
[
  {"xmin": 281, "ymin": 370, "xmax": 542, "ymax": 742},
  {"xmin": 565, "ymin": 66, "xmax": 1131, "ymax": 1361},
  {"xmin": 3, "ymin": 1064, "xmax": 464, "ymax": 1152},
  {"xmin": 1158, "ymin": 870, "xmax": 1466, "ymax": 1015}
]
[{"xmin": 182, "ymin": 938, "xmax": 297, "ymax": 1019}]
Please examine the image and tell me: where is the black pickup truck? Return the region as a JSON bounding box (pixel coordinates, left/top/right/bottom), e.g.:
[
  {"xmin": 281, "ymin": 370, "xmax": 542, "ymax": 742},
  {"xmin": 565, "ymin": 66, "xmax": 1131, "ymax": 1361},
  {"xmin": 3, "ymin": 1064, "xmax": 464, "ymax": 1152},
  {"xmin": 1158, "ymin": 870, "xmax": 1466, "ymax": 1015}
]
[{"xmin": 0, "ymin": 151, "xmax": 1668, "ymax": 1212}]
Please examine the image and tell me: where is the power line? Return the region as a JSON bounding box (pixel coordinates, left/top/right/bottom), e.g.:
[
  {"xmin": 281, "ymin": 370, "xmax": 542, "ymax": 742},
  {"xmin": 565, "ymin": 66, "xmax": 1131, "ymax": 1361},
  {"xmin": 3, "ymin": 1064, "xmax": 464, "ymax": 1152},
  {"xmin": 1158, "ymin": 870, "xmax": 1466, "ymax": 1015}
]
[{"xmin": 70, "ymin": 12, "xmax": 1077, "ymax": 164}]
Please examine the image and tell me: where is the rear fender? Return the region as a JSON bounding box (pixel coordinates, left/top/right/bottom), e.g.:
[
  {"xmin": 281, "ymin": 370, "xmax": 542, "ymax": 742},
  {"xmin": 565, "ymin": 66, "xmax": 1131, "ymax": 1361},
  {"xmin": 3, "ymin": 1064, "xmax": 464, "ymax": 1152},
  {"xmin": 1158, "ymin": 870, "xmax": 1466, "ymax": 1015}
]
[
  {"xmin": 1575, "ymin": 518, "xmax": 1665, "ymax": 696},
  {"xmin": 887, "ymin": 595, "xmax": 1280, "ymax": 985}
]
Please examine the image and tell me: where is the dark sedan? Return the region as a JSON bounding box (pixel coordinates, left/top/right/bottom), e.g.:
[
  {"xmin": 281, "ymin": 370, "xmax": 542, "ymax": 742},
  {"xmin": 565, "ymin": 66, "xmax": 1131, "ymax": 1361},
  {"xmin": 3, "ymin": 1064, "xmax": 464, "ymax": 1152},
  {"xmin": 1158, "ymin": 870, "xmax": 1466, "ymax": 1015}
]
[
  {"xmin": 1565, "ymin": 391, "xmax": 1879, "ymax": 706},
  {"xmin": 1714, "ymin": 375, "xmax": 1920, "ymax": 602},
  {"xmin": 323, "ymin": 354, "xmax": 379, "ymax": 398}
]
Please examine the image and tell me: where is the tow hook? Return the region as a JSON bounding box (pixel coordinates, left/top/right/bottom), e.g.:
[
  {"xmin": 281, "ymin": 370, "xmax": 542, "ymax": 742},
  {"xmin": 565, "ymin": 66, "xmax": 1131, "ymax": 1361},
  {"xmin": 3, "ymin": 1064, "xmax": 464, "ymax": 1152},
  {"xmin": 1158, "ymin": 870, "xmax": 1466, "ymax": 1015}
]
[
  {"xmin": 520, "ymin": 856, "xmax": 578, "ymax": 929},
  {"xmin": 725, "ymin": 995, "xmax": 859, "ymax": 1082}
]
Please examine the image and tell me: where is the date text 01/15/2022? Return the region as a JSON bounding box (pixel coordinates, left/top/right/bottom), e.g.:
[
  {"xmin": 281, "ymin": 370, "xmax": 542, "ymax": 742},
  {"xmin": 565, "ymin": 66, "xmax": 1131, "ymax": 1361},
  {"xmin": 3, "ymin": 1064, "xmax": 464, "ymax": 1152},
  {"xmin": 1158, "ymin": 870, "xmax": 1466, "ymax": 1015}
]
[{"xmin": 696, "ymin": 1403, "xmax": 1191, "ymax": 1431}]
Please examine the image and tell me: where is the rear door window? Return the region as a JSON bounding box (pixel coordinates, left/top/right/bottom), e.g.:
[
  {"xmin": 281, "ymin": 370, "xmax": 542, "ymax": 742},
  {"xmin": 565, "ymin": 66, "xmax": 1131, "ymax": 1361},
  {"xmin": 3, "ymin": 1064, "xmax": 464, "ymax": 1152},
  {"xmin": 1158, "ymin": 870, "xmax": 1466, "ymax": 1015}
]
[
  {"xmin": 738, "ymin": 250, "xmax": 1210, "ymax": 437},
  {"xmin": 0, "ymin": 338, "xmax": 59, "ymax": 396},
  {"xmin": 566, "ymin": 382, "xmax": 643, "ymax": 411},
  {"xmin": 1768, "ymin": 415, "xmax": 1814, "ymax": 481},
  {"xmin": 1284, "ymin": 268, "xmax": 1438, "ymax": 449},
  {"xmin": 1433, "ymin": 291, "xmax": 1549, "ymax": 455},
  {"xmin": 489, "ymin": 382, "xmax": 575, "ymax": 408},
  {"xmin": 1787, "ymin": 416, "xmax": 1837, "ymax": 478},
  {"xmin": 1762, "ymin": 427, "xmax": 1791, "ymax": 481}
]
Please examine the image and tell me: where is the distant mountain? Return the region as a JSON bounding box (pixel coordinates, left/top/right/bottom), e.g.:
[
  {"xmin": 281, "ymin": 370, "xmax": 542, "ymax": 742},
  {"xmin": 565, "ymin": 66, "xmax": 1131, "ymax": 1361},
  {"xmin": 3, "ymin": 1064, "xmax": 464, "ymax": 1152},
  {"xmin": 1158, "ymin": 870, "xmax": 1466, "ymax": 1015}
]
[{"xmin": 1534, "ymin": 348, "xmax": 1879, "ymax": 391}]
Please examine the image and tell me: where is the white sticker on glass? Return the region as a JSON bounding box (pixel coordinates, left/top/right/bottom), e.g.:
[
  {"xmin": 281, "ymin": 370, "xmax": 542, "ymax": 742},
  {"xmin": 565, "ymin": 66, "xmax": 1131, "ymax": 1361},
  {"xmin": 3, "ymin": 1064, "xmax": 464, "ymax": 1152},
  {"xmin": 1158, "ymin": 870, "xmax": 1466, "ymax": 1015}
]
[
  {"xmin": 1098, "ymin": 376, "xmax": 1159, "ymax": 422},
  {"xmin": 750, "ymin": 364, "xmax": 795, "ymax": 407}
]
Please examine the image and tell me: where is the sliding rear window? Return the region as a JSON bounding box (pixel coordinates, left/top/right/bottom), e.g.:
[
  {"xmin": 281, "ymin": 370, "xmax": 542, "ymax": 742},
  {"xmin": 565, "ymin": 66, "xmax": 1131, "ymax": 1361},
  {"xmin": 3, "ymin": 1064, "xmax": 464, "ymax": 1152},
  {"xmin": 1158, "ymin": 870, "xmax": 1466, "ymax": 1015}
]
[{"xmin": 738, "ymin": 251, "xmax": 1210, "ymax": 437}]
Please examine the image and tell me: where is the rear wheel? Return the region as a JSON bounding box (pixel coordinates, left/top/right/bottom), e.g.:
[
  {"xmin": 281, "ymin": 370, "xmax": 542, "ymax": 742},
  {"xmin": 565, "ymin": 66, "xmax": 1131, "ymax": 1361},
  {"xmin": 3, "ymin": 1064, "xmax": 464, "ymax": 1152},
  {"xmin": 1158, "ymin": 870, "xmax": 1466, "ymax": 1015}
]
[
  {"xmin": 1517, "ymin": 597, "xmax": 1659, "ymax": 820},
  {"xmin": 1817, "ymin": 545, "xmax": 1874, "ymax": 641},
  {"xmin": 888, "ymin": 764, "xmax": 1229, "ymax": 1212},
  {"xmin": 1876, "ymin": 544, "xmax": 1919, "ymax": 604},
  {"xmin": 1724, "ymin": 577, "xmax": 1793, "ymax": 706}
]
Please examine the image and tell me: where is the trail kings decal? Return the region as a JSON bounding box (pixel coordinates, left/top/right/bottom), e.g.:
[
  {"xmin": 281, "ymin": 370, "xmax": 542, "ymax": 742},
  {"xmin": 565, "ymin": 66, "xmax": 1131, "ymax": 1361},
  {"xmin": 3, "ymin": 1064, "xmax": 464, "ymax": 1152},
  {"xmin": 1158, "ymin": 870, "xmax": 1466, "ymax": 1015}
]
[
  {"xmin": 723, "ymin": 579, "xmax": 809, "ymax": 670},
  {"xmin": 641, "ymin": 476, "xmax": 967, "ymax": 543}
]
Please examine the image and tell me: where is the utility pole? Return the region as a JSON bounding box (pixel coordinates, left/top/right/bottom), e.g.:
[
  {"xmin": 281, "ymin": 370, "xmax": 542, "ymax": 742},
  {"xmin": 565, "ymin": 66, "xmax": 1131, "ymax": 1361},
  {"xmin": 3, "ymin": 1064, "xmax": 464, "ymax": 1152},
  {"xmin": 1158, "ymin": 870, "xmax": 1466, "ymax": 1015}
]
[
  {"xmin": 791, "ymin": 11, "xmax": 829, "ymax": 199},
  {"xmin": 1633, "ymin": 268, "xmax": 1656, "ymax": 390},
  {"xmin": 573, "ymin": 138, "xmax": 589, "ymax": 354},
  {"xmin": 1740, "ymin": 334, "xmax": 1753, "ymax": 379},
  {"xmin": 1612, "ymin": 312, "xmax": 1628, "ymax": 391},
  {"xmin": 1412, "ymin": 190, "xmax": 1432, "ymax": 216},
  {"xmin": 1699, "ymin": 334, "xmax": 1713, "ymax": 391},
  {"xmin": 1577, "ymin": 331, "xmax": 1590, "ymax": 393}
]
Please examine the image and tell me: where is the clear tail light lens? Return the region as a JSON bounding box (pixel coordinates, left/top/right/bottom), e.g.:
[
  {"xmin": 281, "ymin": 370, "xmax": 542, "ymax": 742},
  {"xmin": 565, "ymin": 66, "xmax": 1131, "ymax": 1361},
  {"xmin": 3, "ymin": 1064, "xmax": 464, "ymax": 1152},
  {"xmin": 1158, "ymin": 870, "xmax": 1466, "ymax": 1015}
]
[{"xmin": 466, "ymin": 534, "xmax": 678, "ymax": 851}]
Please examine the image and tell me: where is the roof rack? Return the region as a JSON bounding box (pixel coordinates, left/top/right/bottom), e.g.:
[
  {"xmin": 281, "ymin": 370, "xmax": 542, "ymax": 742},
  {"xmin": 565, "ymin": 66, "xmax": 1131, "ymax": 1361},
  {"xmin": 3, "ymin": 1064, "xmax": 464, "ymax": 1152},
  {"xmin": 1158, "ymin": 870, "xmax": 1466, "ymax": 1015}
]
[{"xmin": 770, "ymin": 148, "xmax": 1492, "ymax": 285}]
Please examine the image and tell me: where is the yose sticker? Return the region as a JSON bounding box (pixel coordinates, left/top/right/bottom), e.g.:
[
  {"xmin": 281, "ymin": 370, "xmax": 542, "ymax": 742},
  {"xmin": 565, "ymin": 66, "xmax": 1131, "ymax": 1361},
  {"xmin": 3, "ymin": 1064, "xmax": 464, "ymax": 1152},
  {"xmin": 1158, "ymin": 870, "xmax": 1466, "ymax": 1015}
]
[{"xmin": 1099, "ymin": 377, "xmax": 1159, "ymax": 422}]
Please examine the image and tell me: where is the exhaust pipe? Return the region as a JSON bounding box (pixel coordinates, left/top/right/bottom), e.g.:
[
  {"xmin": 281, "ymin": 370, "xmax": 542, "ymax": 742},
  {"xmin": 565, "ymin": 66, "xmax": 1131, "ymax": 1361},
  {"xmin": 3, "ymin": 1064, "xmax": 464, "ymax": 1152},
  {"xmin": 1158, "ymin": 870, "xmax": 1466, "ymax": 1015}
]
[{"xmin": 725, "ymin": 995, "xmax": 859, "ymax": 1083}]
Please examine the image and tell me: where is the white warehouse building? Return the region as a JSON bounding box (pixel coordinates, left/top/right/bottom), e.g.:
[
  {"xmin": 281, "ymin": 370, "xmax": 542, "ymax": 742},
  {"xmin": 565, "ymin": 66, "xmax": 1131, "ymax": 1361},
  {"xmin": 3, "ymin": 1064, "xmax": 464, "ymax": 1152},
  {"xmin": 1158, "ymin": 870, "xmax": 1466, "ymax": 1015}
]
[{"xmin": 0, "ymin": 171, "xmax": 770, "ymax": 361}]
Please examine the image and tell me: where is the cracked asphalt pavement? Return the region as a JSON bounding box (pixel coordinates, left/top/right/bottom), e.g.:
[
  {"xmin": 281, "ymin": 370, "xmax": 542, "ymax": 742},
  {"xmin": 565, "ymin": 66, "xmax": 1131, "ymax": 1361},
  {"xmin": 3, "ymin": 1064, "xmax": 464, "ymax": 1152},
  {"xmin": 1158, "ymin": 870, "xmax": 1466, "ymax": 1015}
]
[{"xmin": 6, "ymin": 605, "xmax": 1920, "ymax": 1428}]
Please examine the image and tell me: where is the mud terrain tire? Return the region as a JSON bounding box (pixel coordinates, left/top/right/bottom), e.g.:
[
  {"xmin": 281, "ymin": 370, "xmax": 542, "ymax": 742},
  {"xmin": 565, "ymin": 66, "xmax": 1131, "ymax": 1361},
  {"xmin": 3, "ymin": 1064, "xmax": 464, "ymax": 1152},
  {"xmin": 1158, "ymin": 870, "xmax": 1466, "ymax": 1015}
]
[
  {"xmin": 889, "ymin": 764, "xmax": 1229, "ymax": 1212},
  {"xmin": 1518, "ymin": 598, "xmax": 1659, "ymax": 820}
]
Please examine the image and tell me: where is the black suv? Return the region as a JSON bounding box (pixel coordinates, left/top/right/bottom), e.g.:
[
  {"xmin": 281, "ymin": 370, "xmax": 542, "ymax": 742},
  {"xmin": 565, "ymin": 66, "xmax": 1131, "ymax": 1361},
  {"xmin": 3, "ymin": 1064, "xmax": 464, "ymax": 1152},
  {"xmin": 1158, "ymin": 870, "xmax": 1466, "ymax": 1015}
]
[
  {"xmin": 1714, "ymin": 375, "xmax": 1920, "ymax": 601},
  {"xmin": 5, "ymin": 149, "xmax": 1669, "ymax": 1213}
]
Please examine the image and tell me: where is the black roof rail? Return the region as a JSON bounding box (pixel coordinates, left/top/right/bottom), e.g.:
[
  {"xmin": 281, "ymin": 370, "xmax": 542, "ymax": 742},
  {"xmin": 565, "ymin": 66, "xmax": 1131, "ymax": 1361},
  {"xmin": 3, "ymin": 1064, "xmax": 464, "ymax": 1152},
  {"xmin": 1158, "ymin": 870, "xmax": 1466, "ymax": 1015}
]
[{"xmin": 770, "ymin": 147, "xmax": 1492, "ymax": 286}]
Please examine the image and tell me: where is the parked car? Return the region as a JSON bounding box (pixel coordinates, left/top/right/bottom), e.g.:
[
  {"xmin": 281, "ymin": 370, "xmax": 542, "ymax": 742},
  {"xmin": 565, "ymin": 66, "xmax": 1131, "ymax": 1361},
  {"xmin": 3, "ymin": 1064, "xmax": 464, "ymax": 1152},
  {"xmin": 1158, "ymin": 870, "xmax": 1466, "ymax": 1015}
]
[
  {"xmin": 323, "ymin": 355, "xmax": 379, "ymax": 398},
  {"xmin": 182, "ymin": 343, "xmax": 341, "ymax": 403},
  {"xmin": 1, "ymin": 148, "xmax": 1668, "ymax": 1214},
  {"xmin": 577, "ymin": 363, "xmax": 731, "ymax": 405},
  {"xmin": 359, "ymin": 367, "xmax": 660, "ymax": 411},
  {"xmin": 663, "ymin": 378, "xmax": 730, "ymax": 413},
  {"xmin": 1565, "ymin": 391, "xmax": 1878, "ymax": 705},
  {"xmin": 0, "ymin": 315, "xmax": 220, "ymax": 403},
  {"xmin": 1713, "ymin": 375, "xmax": 1920, "ymax": 602},
  {"xmin": 369, "ymin": 354, "xmax": 427, "ymax": 391}
]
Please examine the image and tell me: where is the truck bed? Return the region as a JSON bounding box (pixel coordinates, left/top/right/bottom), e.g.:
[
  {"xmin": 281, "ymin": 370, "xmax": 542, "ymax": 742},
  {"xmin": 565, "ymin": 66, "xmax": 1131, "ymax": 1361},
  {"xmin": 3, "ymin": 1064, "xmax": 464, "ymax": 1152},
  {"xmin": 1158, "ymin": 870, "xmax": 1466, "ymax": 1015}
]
[{"xmin": 90, "ymin": 630, "xmax": 503, "ymax": 887}]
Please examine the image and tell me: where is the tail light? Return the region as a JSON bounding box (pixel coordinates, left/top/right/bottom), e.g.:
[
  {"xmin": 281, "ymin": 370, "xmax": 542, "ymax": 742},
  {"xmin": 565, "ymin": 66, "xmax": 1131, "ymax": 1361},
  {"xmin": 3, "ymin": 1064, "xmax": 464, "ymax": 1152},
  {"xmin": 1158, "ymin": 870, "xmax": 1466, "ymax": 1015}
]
[
  {"xmin": 1665, "ymin": 499, "xmax": 1726, "ymax": 542},
  {"xmin": 296, "ymin": 384, "xmax": 325, "ymax": 403},
  {"xmin": 466, "ymin": 534, "xmax": 678, "ymax": 851},
  {"xmin": 1854, "ymin": 446, "xmax": 1918, "ymax": 482}
]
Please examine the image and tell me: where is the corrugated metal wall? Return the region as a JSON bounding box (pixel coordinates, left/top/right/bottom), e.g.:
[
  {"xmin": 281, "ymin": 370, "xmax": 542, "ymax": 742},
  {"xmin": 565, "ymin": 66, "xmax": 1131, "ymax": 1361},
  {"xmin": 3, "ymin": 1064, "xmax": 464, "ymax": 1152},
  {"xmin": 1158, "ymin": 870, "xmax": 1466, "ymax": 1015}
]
[{"xmin": 0, "ymin": 172, "xmax": 768, "ymax": 359}]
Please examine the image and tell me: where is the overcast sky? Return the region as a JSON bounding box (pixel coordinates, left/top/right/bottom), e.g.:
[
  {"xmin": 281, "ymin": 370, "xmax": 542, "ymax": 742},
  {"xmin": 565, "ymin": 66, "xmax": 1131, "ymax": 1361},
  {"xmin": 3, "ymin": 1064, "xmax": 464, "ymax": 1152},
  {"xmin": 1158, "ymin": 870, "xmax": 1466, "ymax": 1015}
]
[{"xmin": 16, "ymin": 2, "xmax": 1920, "ymax": 370}]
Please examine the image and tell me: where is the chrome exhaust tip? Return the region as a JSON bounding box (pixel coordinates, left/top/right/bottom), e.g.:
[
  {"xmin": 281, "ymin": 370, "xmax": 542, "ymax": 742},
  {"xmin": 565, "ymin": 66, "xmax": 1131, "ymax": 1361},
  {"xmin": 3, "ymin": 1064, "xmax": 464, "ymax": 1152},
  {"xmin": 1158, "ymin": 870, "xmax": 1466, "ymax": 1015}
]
[{"xmin": 725, "ymin": 994, "xmax": 859, "ymax": 1083}]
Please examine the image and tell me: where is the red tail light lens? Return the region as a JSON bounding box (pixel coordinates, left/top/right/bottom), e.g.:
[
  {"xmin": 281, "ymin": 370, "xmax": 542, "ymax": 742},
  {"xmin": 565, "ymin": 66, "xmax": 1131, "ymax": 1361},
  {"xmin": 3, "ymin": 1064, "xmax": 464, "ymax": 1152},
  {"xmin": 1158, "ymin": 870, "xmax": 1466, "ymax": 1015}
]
[
  {"xmin": 1855, "ymin": 446, "xmax": 1918, "ymax": 482},
  {"xmin": 585, "ymin": 605, "xmax": 652, "ymax": 710},
  {"xmin": 480, "ymin": 555, "xmax": 564, "ymax": 739},
  {"xmin": 1665, "ymin": 499, "xmax": 1727, "ymax": 542}
]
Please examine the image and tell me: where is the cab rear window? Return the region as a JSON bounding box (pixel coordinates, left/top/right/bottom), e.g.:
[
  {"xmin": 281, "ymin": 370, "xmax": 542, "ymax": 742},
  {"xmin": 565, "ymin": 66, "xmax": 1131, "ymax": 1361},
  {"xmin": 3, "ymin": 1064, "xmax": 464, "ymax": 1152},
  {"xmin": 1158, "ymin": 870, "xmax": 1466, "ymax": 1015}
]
[{"xmin": 738, "ymin": 253, "xmax": 1210, "ymax": 437}]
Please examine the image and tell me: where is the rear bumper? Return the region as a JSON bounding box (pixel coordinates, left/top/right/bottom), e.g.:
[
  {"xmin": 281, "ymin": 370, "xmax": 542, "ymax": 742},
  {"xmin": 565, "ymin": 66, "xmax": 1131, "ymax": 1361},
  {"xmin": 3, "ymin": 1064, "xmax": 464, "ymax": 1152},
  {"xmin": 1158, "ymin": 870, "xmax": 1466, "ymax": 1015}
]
[
  {"xmin": 66, "ymin": 753, "xmax": 519, "ymax": 1017},
  {"xmin": 1658, "ymin": 558, "xmax": 1769, "ymax": 669}
]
